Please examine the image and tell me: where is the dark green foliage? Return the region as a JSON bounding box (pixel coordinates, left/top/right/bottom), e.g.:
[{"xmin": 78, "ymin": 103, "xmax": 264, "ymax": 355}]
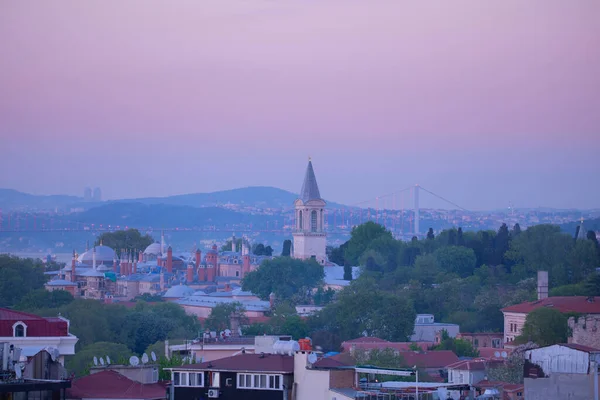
[
  {"xmin": 519, "ymin": 308, "xmax": 570, "ymax": 346},
  {"xmin": 311, "ymin": 279, "xmax": 416, "ymax": 342},
  {"xmin": 426, "ymin": 228, "xmax": 435, "ymax": 240},
  {"xmin": 433, "ymin": 330, "xmax": 479, "ymax": 357},
  {"xmin": 457, "ymin": 227, "xmax": 465, "ymax": 246},
  {"xmin": 204, "ymin": 302, "xmax": 248, "ymax": 332},
  {"xmin": 343, "ymin": 222, "xmax": 394, "ymax": 266},
  {"xmin": 95, "ymin": 229, "xmax": 154, "ymax": 258},
  {"xmin": 242, "ymin": 257, "xmax": 324, "ymax": 302},
  {"xmin": 221, "ymin": 238, "xmax": 243, "ymax": 252},
  {"xmin": 343, "ymin": 265, "xmax": 353, "ymax": 281},
  {"xmin": 252, "ymin": 243, "xmax": 273, "ymax": 256},
  {"xmin": 66, "ymin": 342, "xmax": 132, "ymax": 377},
  {"xmin": 16, "ymin": 289, "xmax": 74, "ymax": 310},
  {"xmin": 281, "ymin": 240, "xmax": 292, "ymax": 257},
  {"xmin": 0, "ymin": 255, "xmax": 48, "ymax": 307},
  {"xmin": 313, "ymin": 287, "xmax": 336, "ymax": 306}
]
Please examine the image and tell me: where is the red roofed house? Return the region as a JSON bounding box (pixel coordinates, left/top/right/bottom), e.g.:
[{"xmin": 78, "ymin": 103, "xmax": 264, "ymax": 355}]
[
  {"xmin": 474, "ymin": 380, "xmax": 524, "ymax": 400},
  {"xmin": 67, "ymin": 370, "xmax": 168, "ymax": 400},
  {"xmin": 501, "ymin": 272, "xmax": 600, "ymax": 346},
  {"xmin": 395, "ymin": 350, "xmax": 459, "ymax": 380},
  {"xmin": 447, "ymin": 359, "xmax": 505, "ymax": 385},
  {"xmin": 0, "ymin": 308, "xmax": 78, "ymax": 365}
]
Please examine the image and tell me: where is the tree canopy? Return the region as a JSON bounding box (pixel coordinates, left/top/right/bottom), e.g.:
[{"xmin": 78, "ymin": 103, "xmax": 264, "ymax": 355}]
[
  {"xmin": 242, "ymin": 257, "xmax": 324, "ymax": 302},
  {"xmin": 95, "ymin": 229, "xmax": 154, "ymax": 257},
  {"xmin": 518, "ymin": 307, "xmax": 570, "ymax": 347},
  {"xmin": 0, "ymin": 255, "xmax": 47, "ymax": 307}
]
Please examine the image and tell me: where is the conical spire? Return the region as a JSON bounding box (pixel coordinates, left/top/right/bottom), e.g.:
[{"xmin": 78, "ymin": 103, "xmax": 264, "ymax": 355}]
[
  {"xmin": 577, "ymin": 218, "xmax": 587, "ymax": 241},
  {"xmin": 300, "ymin": 159, "xmax": 322, "ymax": 202}
]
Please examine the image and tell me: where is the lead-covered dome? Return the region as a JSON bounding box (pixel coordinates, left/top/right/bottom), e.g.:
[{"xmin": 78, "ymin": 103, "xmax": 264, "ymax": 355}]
[
  {"xmin": 77, "ymin": 245, "xmax": 115, "ymax": 264},
  {"xmin": 144, "ymin": 242, "xmax": 164, "ymax": 255}
]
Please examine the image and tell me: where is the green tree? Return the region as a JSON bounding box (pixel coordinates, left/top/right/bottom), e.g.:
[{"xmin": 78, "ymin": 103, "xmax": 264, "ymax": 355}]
[
  {"xmin": 313, "ymin": 287, "xmax": 336, "ymax": 306},
  {"xmin": 343, "ymin": 265, "xmax": 353, "ymax": 281},
  {"xmin": 243, "ymin": 323, "xmax": 274, "ymax": 336},
  {"xmin": 487, "ymin": 342, "xmax": 537, "ymax": 384},
  {"xmin": 242, "ymin": 258, "xmax": 324, "ymax": 302},
  {"xmin": 457, "ymin": 227, "xmax": 465, "ymax": 246},
  {"xmin": 314, "ymin": 279, "xmax": 416, "ymax": 341},
  {"xmin": 251, "ymin": 243, "xmax": 273, "ymax": 256},
  {"xmin": 343, "ymin": 222, "xmax": 394, "ymax": 266},
  {"xmin": 519, "ymin": 307, "xmax": 569, "ymax": 346},
  {"xmin": 412, "ymin": 254, "xmax": 440, "ymax": 285},
  {"xmin": 16, "ymin": 289, "xmax": 73, "ymax": 311},
  {"xmin": 0, "ymin": 255, "xmax": 47, "ymax": 307},
  {"xmin": 353, "ymin": 348, "xmax": 405, "ymax": 368},
  {"xmin": 433, "ymin": 330, "xmax": 479, "ymax": 357},
  {"xmin": 433, "ymin": 246, "xmax": 477, "ymax": 277},
  {"xmin": 95, "ymin": 229, "xmax": 154, "ymax": 258},
  {"xmin": 204, "ymin": 302, "xmax": 248, "ymax": 332},
  {"xmin": 427, "ymin": 228, "xmax": 435, "ymax": 240},
  {"xmin": 269, "ymin": 303, "xmax": 309, "ymax": 339},
  {"xmin": 281, "ymin": 240, "xmax": 292, "ymax": 257},
  {"xmin": 221, "ymin": 238, "xmax": 243, "ymax": 252},
  {"xmin": 66, "ymin": 342, "xmax": 132, "ymax": 377},
  {"xmin": 494, "ymin": 223, "xmax": 510, "ymax": 265}
]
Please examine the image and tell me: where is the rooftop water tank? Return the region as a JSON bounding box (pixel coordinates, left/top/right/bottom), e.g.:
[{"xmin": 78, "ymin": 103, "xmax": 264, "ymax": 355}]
[{"xmin": 273, "ymin": 340, "xmax": 300, "ymax": 355}]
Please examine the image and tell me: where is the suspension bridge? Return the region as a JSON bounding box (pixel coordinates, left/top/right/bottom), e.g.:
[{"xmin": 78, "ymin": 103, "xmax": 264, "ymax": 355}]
[{"xmin": 0, "ymin": 185, "xmax": 468, "ymax": 238}]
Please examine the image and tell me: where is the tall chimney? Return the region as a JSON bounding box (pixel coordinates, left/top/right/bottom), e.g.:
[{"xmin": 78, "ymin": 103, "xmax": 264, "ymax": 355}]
[
  {"xmin": 167, "ymin": 246, "xmax": 173, "ymax": 273},
  {"xmin": 187, "ymin": 264, "xmax": 194, "ymax": 283},
  {"xmin": 71, "ymin": 250, "xmax": 77, "ymax": 282},
  {"xmin": 195, "ymin": 249, "xmax": 201, "ymax": 269},
  {"xmin": 92, "ymin": 246, "xmax": 97, "ymax": 270},
  {"xmin": 232, "ymin": 234, "xmax": 236, "ymax": 252},
  {"xmin": 160, "ymin": 231, "xmax": 165, "ymax": 255},
  {"xmin": 197, "ymin": 265, "xmax": 206, "ymax": 281},
  {"xmin": 537, "ymin": 270, "xmax": 548, "ymax": 300}
]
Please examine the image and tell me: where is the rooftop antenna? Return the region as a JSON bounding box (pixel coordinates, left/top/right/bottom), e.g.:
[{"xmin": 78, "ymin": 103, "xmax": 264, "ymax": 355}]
[
  {"xmin": 93, "ymin": 356, "xmax": 98, "ymax": 366},
  {"xmin": 307, "ymin": 353, "xmax": 317, "ymax": 365},
  {"xmin": 129, "ymin": 355, "xmax": 140, "ymax": 367},
  {"xmin": 142, "ymin": 353, "xmax": 149, "ymax": 364},
  {"xmin": 151, "ymin": 352, "xmax": 157, "ymax": 362},
  {"xmin": 494, "ymin": 351, "xmax": 500, "ymax": 358},
  {"xmin": 501, "ymin": 351, "xmax": 508, "ymax": 358}
]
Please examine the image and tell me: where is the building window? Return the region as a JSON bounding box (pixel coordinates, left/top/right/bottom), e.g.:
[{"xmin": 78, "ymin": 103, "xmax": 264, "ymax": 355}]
[
  {"xmin": 238, "ymin": 373, "xmax": 283, "ymax": 390},
  {"xmin": 298, "ymin": 211, "xmax": 303, "ymax": 230},
  {"xmin": 13, "ymin": 322, "xmax": 27, "ymax": 337},
  {"xmin": 173, "ymin": 371, "xmax": 203, "ymax": 387},
  {"xmin": 311, "ymin": 210, "xmax": 318, "ymax": 232},
  {"xmin": 474, "ymin": 339, "xmax": 479, "ymax": 347},
  {"xmin": 236, "ymin": 271, "xmax": 240, "ymax": 277}
]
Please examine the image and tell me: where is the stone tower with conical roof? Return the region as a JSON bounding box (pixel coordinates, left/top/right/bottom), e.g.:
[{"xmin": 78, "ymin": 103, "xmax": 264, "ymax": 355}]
[{"xmin": 292, "ymin": 159, "xmax": 327, "ymax": 264}]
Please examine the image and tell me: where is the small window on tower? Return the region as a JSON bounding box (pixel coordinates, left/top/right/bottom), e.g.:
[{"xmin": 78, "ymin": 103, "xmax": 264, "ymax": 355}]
[{"xmin": 311, "ymin": 210, "xmax": 317, "ymax": 232}]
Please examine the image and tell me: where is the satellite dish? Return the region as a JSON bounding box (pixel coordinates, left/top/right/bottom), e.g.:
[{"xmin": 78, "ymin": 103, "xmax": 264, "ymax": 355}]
[
  {"xmin": 151, "ymin": 352, "xmax": 157, "ymax": 362},
  {"xmin": 494, "ymin": 351, "xmax": 500, "ymax": 358},
  {"xmin": 225, "ymin": 329, "xmax": 232, "ymax": 337},
  {"xmin": 501, "ymin": 351, "xmax": 508, "ymax": 358},
  {"xmin": 100, "ymin": 357, "xmax": 105, "ymax": 366},
  {"xmin": 129, "ymin": 356, "xmax": 140, "ymax": 366},
  {"xmin": 142, "ymin": 353, "xmax": 149, "ymax": 364},
  {"xmin": 307, "ymin": 353, "xmax": 318, "ymax": 364},
  {"xmin": 106, "ymin": 356, "xmax": 111, "ymax": 365},
  {"xmin": 15, "ymin": 367, "xmax": 22, "ymax": 379},
  {"xmin": 93, "ymin": 356, "xmax": 98, "ymax": 366}
]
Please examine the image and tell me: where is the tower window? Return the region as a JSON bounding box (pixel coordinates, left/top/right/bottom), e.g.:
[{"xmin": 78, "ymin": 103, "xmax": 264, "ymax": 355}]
[
  {"xmin": 311, "ymin": 210, "xmax": 318, "ymax": 232},
  {"xmin": 298, "ymin": 211, "xmax": 303, "ymax": 230}
]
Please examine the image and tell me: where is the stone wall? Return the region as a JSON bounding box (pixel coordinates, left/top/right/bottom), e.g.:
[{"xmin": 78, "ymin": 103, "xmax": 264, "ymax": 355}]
[
  {"xmin": 329, "ymin": 369, "xmax": 354, "ymax": 389},
  {"xmin": 525, "ymin": 373, "xmax": 596, "ymax": 400},
  {"xmin": 568, "ymin": 315, "xmax": 600, "ymax": 349}
]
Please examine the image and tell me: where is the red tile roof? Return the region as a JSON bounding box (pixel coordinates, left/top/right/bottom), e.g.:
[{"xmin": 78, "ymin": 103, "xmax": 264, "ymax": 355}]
[
  {"xmin": 177, "ymin": 353, "xmax": 294, "ymax": 373},
  {"xmin": 0, "ymin": 308, "xmax": 69, "ymax": 337},
  {"xmin": 560, "ymin": 343, "xmax": 600, "ymax": 352},
  {"xmin": 477, "ymin": 347, "xmax": 512, "ymax": 359},
  {"xmin": 67, "ymin": 370, "xmax": 167, "ymax": 400},
  {"xmin": 501, "ymin": 296, "xmax": 600, "ymax": 314},
  {"xmin": 475, "ymin": 380, "xmax": 524, "ymax": 392},
  {"xmin": 397, "ymin": 350, "xmax": 459, "ymax": 369},
  {"xmin": 342, "ymin": 337, "xmax": 389, "ymax": 345},
  {"xmin": 344, "ymin": 342, "xmax": 431, "ymax": 352},
  {"xmin": 313, "ymin": 357, "xmax": 349, "ymax": 368}
]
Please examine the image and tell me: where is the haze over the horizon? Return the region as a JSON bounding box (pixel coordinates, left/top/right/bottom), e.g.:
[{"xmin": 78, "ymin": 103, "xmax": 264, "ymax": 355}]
[{"xmin": 1, "ymin": 0, "xmax": 598, "ymax": 211}]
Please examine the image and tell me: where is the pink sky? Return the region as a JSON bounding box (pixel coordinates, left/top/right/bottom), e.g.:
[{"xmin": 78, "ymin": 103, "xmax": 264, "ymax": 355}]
[{"xmin": 0, "ymin": 0, "xmax": 598, "ymax": 209}]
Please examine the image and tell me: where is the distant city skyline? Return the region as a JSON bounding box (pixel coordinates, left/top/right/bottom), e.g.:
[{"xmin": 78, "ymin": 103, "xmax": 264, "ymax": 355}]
[{"xmin": 1, "ymin": 0, "xmax": 598, "ymax": 210}]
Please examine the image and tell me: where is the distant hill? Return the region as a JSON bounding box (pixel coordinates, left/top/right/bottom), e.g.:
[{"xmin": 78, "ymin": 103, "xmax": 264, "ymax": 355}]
[
  {"xmin": 116, "ymin": 186, "xmax": 302, "ymax": 209},
  {"xmin": 0, "ymin": 188, "xmax": 83, "ymax": 211},
  {"xmin": 62, "ymin": 202, "xmax": 274, "ymax": 228},
  {"xmin": 0, "ymin": 186, "xmax": 346, "ymax": 211}
]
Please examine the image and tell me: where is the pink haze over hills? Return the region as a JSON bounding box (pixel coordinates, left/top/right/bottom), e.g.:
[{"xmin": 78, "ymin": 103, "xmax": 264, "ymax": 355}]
[{"xmin": 0, "ymin": 0, "xmax": 598, "ymax": 210}]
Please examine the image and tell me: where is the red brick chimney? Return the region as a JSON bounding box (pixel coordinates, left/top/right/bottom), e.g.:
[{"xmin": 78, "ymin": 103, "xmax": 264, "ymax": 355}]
[
  {"xmin": 138, "ymin": 250, "xmax": 143, "ymax": 263},
  {"xmin": 197, "ymin": 266, "xmax": 206, "ymax": 281},
  {"xmin": 132, "ymin": 261, "xmax": 137, "ymax": 275},
  {"xmin": 186, "ymin": 265, "xmax": 194, "ymax": 283},
  {"xmin": 195, "ymin": 249, "xmax": 201, "ymax": 269},
  {"xmin": 242, "ymin": 254, "xmax": 251, "ymax": 277},
  {"xmin": 71, "ymin": 251, "xmax": 76, "ymax": 282},
  {"xmin": 167, "ymin": 246, "xmax": 173, "ymax": 273},
  {"xmin": 206, "ymin": 264, "xmax": 215, "ymax": 282}
]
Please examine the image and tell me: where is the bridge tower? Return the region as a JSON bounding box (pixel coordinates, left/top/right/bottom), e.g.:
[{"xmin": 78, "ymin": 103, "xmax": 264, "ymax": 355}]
[{"xmin": 292, "ymin": 159, "xmax": 327, "ymax": 265}]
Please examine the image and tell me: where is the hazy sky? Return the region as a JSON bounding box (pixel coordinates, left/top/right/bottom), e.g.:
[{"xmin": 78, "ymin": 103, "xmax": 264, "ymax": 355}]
[{"xmin": 1, "ymin": 0, "xmax": 598, "ymax": 210}]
